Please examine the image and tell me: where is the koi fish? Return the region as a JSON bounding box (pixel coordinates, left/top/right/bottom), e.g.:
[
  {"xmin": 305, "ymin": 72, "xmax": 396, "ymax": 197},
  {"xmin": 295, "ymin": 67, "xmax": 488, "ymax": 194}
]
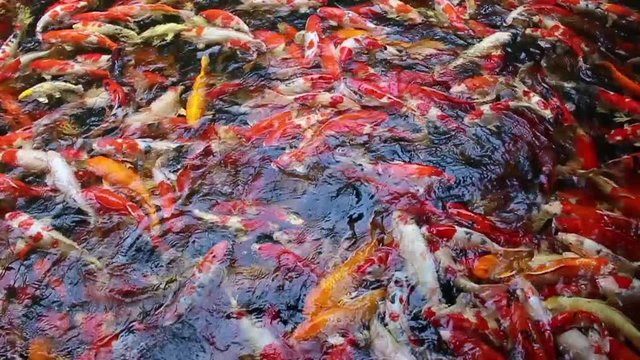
[
  {"xmin": 85, "ymin": 156, "xmax": 157, "ymax": 227},
  {"xmin": 598, "ymin": 61, "xmax": 640, "ymax": 98},
  {"xmin": 92, "ymin": 137, "xmax": 180, "ymax": 161},
  {"xmin": 72, "ymin": 21, "xmax": 139, "ymax": 42},
  {"xmin": 181, "ymin": 26, "xmax": 265, "ymax": 52},
  {"xmin": 369, "ymin": 317, "xmax": 416, "ymax": 360},
  {"xmin": 303, "ymin": 235, "xmax": 379, "ymax": 316},
  {"xmin": 557, "ymin": 233, "xmax": 639, "ymax": 275},
  {"xmin": 244, "ymin": 89, "xmax": 361, "ymax": 111},
  {"xmin": 73, "ymin": 4, "xmax": 190, "ymax": 24},
  {"xmin": 0, "ymin": 128, "xmax": 33, "ymax": 149},
  {"xmin": 275, "ymin": 74, "xmax": 336, "ymax": 95},
  {"xmin": 46, "ymin": 151, "xmax": 98, "ymax": 223},
  {"xmin": 545, "ymin": 296, "xmax": 640, "ymax": 350},
  {"xmin": 4, "ymin": 211, "xmax": 102, "ymax": 267},
  {"xmin": 28, "ymin": 59, "xmax": 109, "ymax": 79},
  {"xmin": 253, "ymin": 242, "xmax": 319, "ymax": 276},
  {"xmin": 36, "ymin": 0, "xmax": 92, "ymax": 37},
  {"xmin": 426, "ymin": 224, "xmax": 532, "ymax": 256},
  {"xmin": 41, "ymin": 29, "xmax": 118, "ymax": 50},
  {"xmin": 240, "ymin": 110, "xmax": 328, "ymax": 146},
  {"xmin": 439, "ymin": 330, "xmax": 506, "ymax": 360},
  {"xmin": 317, "ymin": 7, "xmax": 379, "ymax": 31},
  {"xmin": 137, "ymin": 23, "xmax": 189, "ymax": 44},
  {"xmin": 392, "ymin": 211, "xmax": 443, "ymax": 306},
  {"xmin": 556, "ymin": 329, "xmax": 608, "ymax": 360},
  {"xmin": 198, "ymin": 9, "xmax": 251, "ymax": 34},
  {"xmin": 82, "ymin": 187, "xmax": 146, "ymax": 224},
  {"xmin": 293, "ymin": 289, "xmax": 385, "ymax": 341},
  {"xmin": 237, "ymin": 0, "xmax": 326, "ymax": 12},
  {"xmin": 382, "ymin": 271, "xmax": 414, "ymax": 349},
  {"xmin": 229, "ymin": 298, "xmax": 291, "ymax": 359},
  {"xmin": 18, "ymin": 81, "xmax": 83, "ymax": 103},
  {"xmin": 274, "ymin": 110, "xmax": 388, "ymax": 171},
  {"xmin": 123, "ymin": 86, "xmax": 183, "ymax": 126},
  {"xmin": 159, "ymin": 241, "xmax": 229, "ymax": 325},
  {"xmin": 371, "ymin": 0, "xmax": 424, "ymax": 24},
  {"xmin": 303, "ymin": 15, "xmax": 322, "ymax": 64},
  {"xmin": 186, "ymin": 55, "xmax": 210, "ymax": 126},
  {"xmin": 0, "ymin": 173, "xmax": 51, "ymax": 199},
  {"xmin": 319, "ymin": 38, "xmax": 341, "ymax": 78}
]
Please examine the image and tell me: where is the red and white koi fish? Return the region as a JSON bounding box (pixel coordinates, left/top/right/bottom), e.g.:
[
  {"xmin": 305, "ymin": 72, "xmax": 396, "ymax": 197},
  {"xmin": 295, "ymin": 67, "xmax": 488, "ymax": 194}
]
[
  {"xmin": 439, "ymin": 330, "xmax": 506, "ymax": 360},
  {"xmin": 447, "ymin": 32, "xmax": 512, "ymax": 69},
  {"xmin": 72, "ymin": 21, "xmax": 139, "ymax": 42},
  {"xmin": 46, "ymin": 150, "xmax": 97, "ymax": 223},
  {"xmin": 381, "ymin": 271, "xmax": 414, "ymax": 350},
  {"xmin": 253, "ymin": 242, "xmax": 319, "ymax": 276},
  {"xmin": 198, "ymin": 9, "xmax": 251, "ymax": 34},
  {"xmin": 303, "ymin": 15, "xmax": 322, "ymax": 64},
  {"xmin": 525, "ymin": 19, "xmax": 587, "ymax": 58},
  {"xmin": 237, "ymin": 0, "xmax": 326, "ymax": 12},
  {"xmin": 337, "ymin": 36, "xmax": 386, "ymax": 63},
  {"xmin": 556, "ymin": 329, "xmax": 608, "ymax": 360},
  {"xmin": 181, "ymin": 26, "xmax": 265, "ymax": 52},
  {"xmin": 0, "ymin": 173, "xmax": 52, "ymax": 199},
  {"xmin": 426, "ymin": 223, "xmax": 532, "ymax": 255},
  {"xmin": 369, "ymin": 317, "xmax": 416, "ymax": 360},
  {"xmin": 229, "ymin": 296, "xmax": 292, "ymax": 359},
  {"xmin": 159, "ymin": 241, "xmax": 229, "ymax": 325},
  {"xmin": 28, "ymin": 59, "xmax": 109, "ymax": 79},
  {"xmin": 75, "ymin": 52, "xmax": 112, "ymax": 67},
  {"xmin": 371, "ymin": 0, "xmax": 424, "ymax": 24},
  {"xmin": 73, "ymin": 4, "xmax": 190, "ymax": 24},
  {"xmin": 346, "ymin": 78, "xmax": 410, "ymax": 110},
  {"xmin": 4, "ymin": 211, "xmax": 102, "ymax": 267},
  {"xmin": 41, "ymin": 29, "xmax": 118, "ymax": 50},
  {"xmin": 92, "ymin": 137, "xmax": 181, "ymax": 161},
  {"xmin": 243, "ymin": 89, "xmax": 361, "ymax": 111},
  {"xmin": 123, "ymin": 86, "xmax": 183, "ymax": 127},
  {"xmin": 0, "ymin": 127, "xmax": 32, "ymax": 149},
  {"xmin": 240, "ymin": 110, "xmax": 330, "ymax": 146},
  {"xmin": 0, "ymin": 148, "xmax": 50, "ymax": 171},
  {"xmin": 392, "ymin": 211, "xmax": 442, "ymax": 306},
  {"xmin": 36, "ymin": 0, "xmax": 93, "ymax": 37},
  {"xmin": 103, "ymin": 79, "xmax": 129, "ymax": 108},
  {"xmin": 556, "ymin": 233, "xmax": 639, "ymax": 275},
  {"xmin": 434, "ymin": 0, "xmax": 473, "ymax": 33},
  {"xmin": 597, "ymin": 88, "xmax": 640, "ymax": 117},
  {"xmin": 274, "ymin": 110, "xmax": 388, "ymax": 172},
  {"xmin": 82, "ymin": 186, "xmax": 146, "ymax": 224},
  {"xmin": 319, "ymin": 38, "xmax": 341, "ymax": 78},
  {"xmin": 275, "ymin": 74, "xmax": 336, "ymax": 95},
  {"xmin": 545, "ymin": 296, "xmax": 640, "ymax": 350},
  {"xmin": 152, "ymin": 157, "xmax": 177, "ymax": 219},
  {"xmin": 193, "ymin": 201, "xmax": 303, "ymax": 240},
  {"xmin": 317, "ymin": 7, "xmax": 379, "ymax": 31}
]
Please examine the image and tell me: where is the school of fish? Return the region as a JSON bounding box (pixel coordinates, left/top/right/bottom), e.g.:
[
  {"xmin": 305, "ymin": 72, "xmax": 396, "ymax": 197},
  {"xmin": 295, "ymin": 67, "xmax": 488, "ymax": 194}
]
[{"xmin": 0, "ymin": 0, "xmax": 640, "ymax": 359}]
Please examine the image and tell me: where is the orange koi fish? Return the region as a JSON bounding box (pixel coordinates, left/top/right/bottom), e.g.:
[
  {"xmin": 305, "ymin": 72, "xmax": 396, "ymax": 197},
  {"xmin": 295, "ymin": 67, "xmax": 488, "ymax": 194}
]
[
  {"xmin": 293, "ymin": 289, "xmax": 385, "ymax": 341},
  {"xmin": 86, "ymin": 156, "xmax": 157, "ymax": 227},
  {"xmin": 303, "ymin": 236, "xmax": 379, "ymax": 316}
]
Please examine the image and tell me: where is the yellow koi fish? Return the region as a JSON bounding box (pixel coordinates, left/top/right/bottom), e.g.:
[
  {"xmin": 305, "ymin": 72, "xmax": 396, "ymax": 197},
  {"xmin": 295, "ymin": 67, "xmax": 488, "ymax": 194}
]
[{"xmin": 186, "ymin": 54, "xmax": 210, "ymax": 126}]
